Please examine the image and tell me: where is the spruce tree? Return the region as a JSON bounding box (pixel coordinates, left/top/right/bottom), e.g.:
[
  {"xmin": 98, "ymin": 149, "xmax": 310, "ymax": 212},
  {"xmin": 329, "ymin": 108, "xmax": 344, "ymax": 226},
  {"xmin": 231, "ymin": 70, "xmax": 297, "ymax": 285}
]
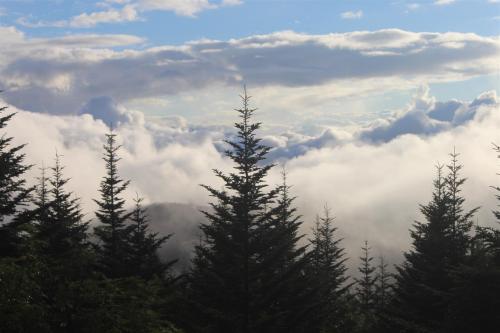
[
  {"xmin": 93, "ymin": 132, "xmax": 132, "ymax": 278},
  {"xmin": 474, "ymin": 144, "xmax": 500, "ymax": 265},
  {"xmin": 355, "ymin": 240, "xmax": 378, "ymax": 332},
  {"xmin": 261, "ymin": 168, "xmax": 312, "ymax": 332},
  {"xmin": 33, "ymin": 154, "xmax": 94, "ymax": 331},
  {"xmin": 0, "ymin": 104, "xmax": 33, "ymax": 257},
  {"xmin": 391, "ymin": 165, "xmax": 450, "ymax": 332},
  {"xmin": 373, "ymin": 255, "xmax": 392, "ymax": 333},
  {"xmin": 445, "ymin": 149, "xmax": 479, "ymax": 265},
  {"xmin": 356, "ymin": 241, "xmax": 377, "ymax": 312},
  {"xmin": 445, "ymin": 144, "xmax": 500, "ymax": 332},
  {"xmin": 190, "ymin": 89, "xmax": 303, "ymax": 333},
  {"xmin": 127, "ymin": 195, "xmax": 174, "ymax": 279},
  {"xmin": 374, "ymin": 256, "xmax": 391, "ymax": 311},
  {"xmin": 35, "ymin": 153, "xmax": 90, "ymax": 276},
  {"xmin": 33, "ymin": 166, "xmax": 51, "ymax": 229},
  {"xmin": 308, "ymin": 206, "xmax": 350, "ymax": 333}
]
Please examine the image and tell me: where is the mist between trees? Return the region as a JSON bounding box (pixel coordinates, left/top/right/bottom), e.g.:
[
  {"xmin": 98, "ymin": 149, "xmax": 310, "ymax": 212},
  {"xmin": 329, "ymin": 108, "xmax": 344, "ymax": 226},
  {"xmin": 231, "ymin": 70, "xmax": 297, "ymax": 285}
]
[{"xmin": 1, "ymin": 90, "xmax": 499, "ymax": 333}]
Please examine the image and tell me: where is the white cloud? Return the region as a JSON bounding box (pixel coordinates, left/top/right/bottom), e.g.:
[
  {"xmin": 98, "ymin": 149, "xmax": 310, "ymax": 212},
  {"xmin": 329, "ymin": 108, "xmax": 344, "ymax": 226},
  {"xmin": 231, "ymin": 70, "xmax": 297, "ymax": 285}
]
[
  {"xmin": 434, "ymin": 0, "xmax": 456, "ymax": 5},
  {"xmin": 341, "ymin": 10, "xmax": 363, "ymax": 19},
  {"xmin": 18, "ymin": 0, "xmax": 245, "ymax": 28},
  {"xmin": 360, "ymin": 87, "xmax": 498, "ymax": 143},
  {"xmin": 3, "ymin": 87, "xmax": 499, "ymax": 270},
  {"xmin": 70, "ymin": 5, "xmax": 139, "ymax": 27},
  {"xmin": 0, "ymin": 27, "xmax": 498, "ymax": 119},
  {"xmin": 18, "ymin": 5, "xmax": 140, "ymax": 28},
  {"xmin": 136, "ymin": 0, "xmax": 215, "ymax": 16}
]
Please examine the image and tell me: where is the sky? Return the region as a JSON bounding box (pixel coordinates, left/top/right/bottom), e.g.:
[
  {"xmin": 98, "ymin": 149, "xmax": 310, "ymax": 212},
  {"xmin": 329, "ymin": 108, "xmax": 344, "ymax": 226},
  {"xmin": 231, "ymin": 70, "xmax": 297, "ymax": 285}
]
[{"xmin": 0, "ymin": 0, "xmax": 499, "ymax": 268}]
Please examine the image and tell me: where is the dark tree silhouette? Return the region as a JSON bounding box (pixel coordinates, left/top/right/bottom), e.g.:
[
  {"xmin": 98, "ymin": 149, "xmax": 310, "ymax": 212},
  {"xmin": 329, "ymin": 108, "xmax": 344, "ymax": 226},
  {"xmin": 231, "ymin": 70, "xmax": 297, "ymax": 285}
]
[
  {"xmin": 308, "ymin": 206, "xmax": 351, "ymax": 333},
  {"xmin": 391, "ymin": 165, "xmax": 451, "ymax": 332},
  {"xmin": 93, "ymin": 132, "xmax": 132, "ymax": 278},
  {"xmin": 190, "ymin": 89, "xmax": 307, "ymax": 333},
  {"xmin": 445, "ymin": 149, "xmax": 479, "ymax": 265},
  {"xmin": 0, "ymin": 103, "xmax": 33, "ymax": 257},
  {"xmin": 354, "ymin": 240, "xmax": 378, "ymax": 332}
]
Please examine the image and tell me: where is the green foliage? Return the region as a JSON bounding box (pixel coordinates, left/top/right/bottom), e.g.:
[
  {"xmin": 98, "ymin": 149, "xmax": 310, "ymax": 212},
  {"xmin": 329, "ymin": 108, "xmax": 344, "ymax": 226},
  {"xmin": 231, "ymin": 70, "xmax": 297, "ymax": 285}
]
[
  {"xmin": 93, "ymin": 132, "xmax": 133, "ymax": 278},
  {"xmin": 391, "ymin": 165, "xmax": 453, "ymax": 332},
  {"xmin": 189, "ymin": 89, "xmax": 309, "ymax": 333},
  {"xmin": 0, "ymin": 104, "xmax": 33, "ymax": 257},
  {"xmin": 2, "ymin": 94, "xmax": 500, "ymax": 333},
  {"xmin": 35, "ymin": 154, "xmax": 91, "ymax": 277},
  {"xmin": 0, "ymin": 257, "xmax": 50, "ymax": 333},
  {"xmin": 308, "ymin": 206, "xmax": 351, "ymax": 333}
]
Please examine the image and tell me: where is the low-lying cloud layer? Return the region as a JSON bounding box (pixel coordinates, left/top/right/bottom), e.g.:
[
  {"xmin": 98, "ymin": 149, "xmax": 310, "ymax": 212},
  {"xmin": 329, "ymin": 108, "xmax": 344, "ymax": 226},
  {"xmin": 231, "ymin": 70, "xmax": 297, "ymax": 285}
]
[
  {"xmin": 1, "ymin": 27, "xmax": 498, "ymax": 117},
  {"xmin": 3, "ymin": 87, "xmax": 499, "ymax": 271}
]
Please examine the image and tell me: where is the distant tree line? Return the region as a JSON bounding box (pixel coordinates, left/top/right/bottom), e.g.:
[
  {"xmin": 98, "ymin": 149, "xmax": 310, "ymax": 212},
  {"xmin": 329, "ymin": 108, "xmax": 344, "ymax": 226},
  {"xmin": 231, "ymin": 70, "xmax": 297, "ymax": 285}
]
[{"xmin": 0, "ymin": 90, "xmax": 499, "ymax": 332}]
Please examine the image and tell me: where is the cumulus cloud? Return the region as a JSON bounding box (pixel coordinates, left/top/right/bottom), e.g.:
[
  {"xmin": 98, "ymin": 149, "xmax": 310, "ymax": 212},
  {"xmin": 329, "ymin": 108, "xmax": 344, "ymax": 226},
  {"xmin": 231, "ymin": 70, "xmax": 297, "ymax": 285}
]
[
  {"xmin": 1, "ymin": 27, "xmax": 498, "ymax": 118},
  {"xmin": 2, "ymin": 88, "xmax": 499, "ymax": 271},
  {"xmin": 80, "ymin": 96, "xmax": 139, "ymax": 126},
  {"xmin": 360, "ymin": 86, "xmax": 498, "ymax": 143},
  {"xmin": 341, "ymin": 10, "xmax": 363, "ymax": 19}
]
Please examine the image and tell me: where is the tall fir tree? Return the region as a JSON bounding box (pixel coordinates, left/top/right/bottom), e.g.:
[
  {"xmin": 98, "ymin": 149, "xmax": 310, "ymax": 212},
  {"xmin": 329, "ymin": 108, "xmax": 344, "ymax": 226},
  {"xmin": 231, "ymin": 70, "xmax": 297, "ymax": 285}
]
[
  {"xmin": 356, "ymin": 241, "xmax": 377, "ymax": 312},
  {"xmin": 391, "ymin": 165, "xmax": 451, "ymax": 332},
  {"xmin": 354, "ymin": 240, "xmax": 378, "ymax": 333},
  {"xmin": 35, "ymin": 153, "xmax": 90, "ymax": 277},
  {"xmin": 33, "ymin": 154, "xmax": 94, "ymax": 332},
  {"xmin": 127, "ymin": 195, "xmax": 174, "ymax": 279},
  {"xmin": 445, "ymin": 149, "xmax": 479, "ymax": 265},
  {"xmin": 374, "ymin": 256, "xmax": 391, "ymax": 311},
  {"xmin": 261, "ymin": 167, "xmax": 312, "ymax": 332},
  {"xmin": 391, "ymin": 152, "xmax": 479, "ymax": 333},
  {"xmin": 93, "ymin": 132, "xmax": 132, "ymax": 278},
  {"xmin": 189, "ymin": 89, "xmax": 305, "ymax": 333},
  {"xmin": 33, "ymin": 165, "xmax": 50, "ymax": 229},
  {"xmin": 308, "ymin": 206, "xmax": 351, "ymax": 333},
  {"xmin": 444, "ymin": 144, "xmax": 500, "ymax": 333},
  {"xmin": 372, "ymin": 255, "xmax": 392, "ymax": 333},
  {"xmin": 0, "ymin": 103, "xmax": 33, "ymax": 257},
  {"xmin": 474, "ymin": 143, "xmax": 500, "ymax": 265}
]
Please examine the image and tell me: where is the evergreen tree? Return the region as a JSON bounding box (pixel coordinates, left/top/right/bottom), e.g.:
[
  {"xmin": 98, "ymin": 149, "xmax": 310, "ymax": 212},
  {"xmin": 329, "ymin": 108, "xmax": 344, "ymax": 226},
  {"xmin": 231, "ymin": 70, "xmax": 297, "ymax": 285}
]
[
  {"xmin": 189, "ymin": 89, "xmax": 303, "ymax": 333},
  {"xmin": 0, "ymin": 103, "xmax": 33, "ymax": 257},
  {"xmin": 391, "ymin": 165, "xmax": 451, "ymax": 332},
  {"xmin": 34, "ymin": 154, "xmax": 95, "ymax": 332},
  {"xmin": 356, "ymin": 241, "xmax": 377, "ymax": 312},
  {"xmin": 93, "ymin": 132, "xmax": 132, "ymax": 278},
  {"xmin": 33, "ymin": 165, "xmax": 51, "ymax": 229},
  {"xmin": 445, "ymin": 149, "xmax": 479, "ymax": 265},
  {"xmin": 35, "ymin": 154, "xmax": 90, "ymax": 276},
  {"xmin": 444, "ymin": 144, "xmax": 500, "ymax": 332},
  {"xmin": 391, "ymin": 153, "xmax": 479, "ymax": 333},
  {"xmin": 308, "ymin": 206, "xmax": 350, "ymax": 333},
  {"xmin": 261, "ymin": 167, "xmax": 312, "ymax": 332},
  {"xmin": 127, "ymin": 195, "xmax": 175, "ymax": 279},
  {"xmin": 374, "ymin": 256, "xmax": 391, "ymax": 311},
  {"xmin": 355, "ymin": 240, "xmax": 377, "ymax": 332},
  {"xmin": 372, "ymin": 255, "xmax": 392, "ymax": 333},
  {"xmin": 475, "ymin": 143, "xmax": 500, "ymax": 265}
]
